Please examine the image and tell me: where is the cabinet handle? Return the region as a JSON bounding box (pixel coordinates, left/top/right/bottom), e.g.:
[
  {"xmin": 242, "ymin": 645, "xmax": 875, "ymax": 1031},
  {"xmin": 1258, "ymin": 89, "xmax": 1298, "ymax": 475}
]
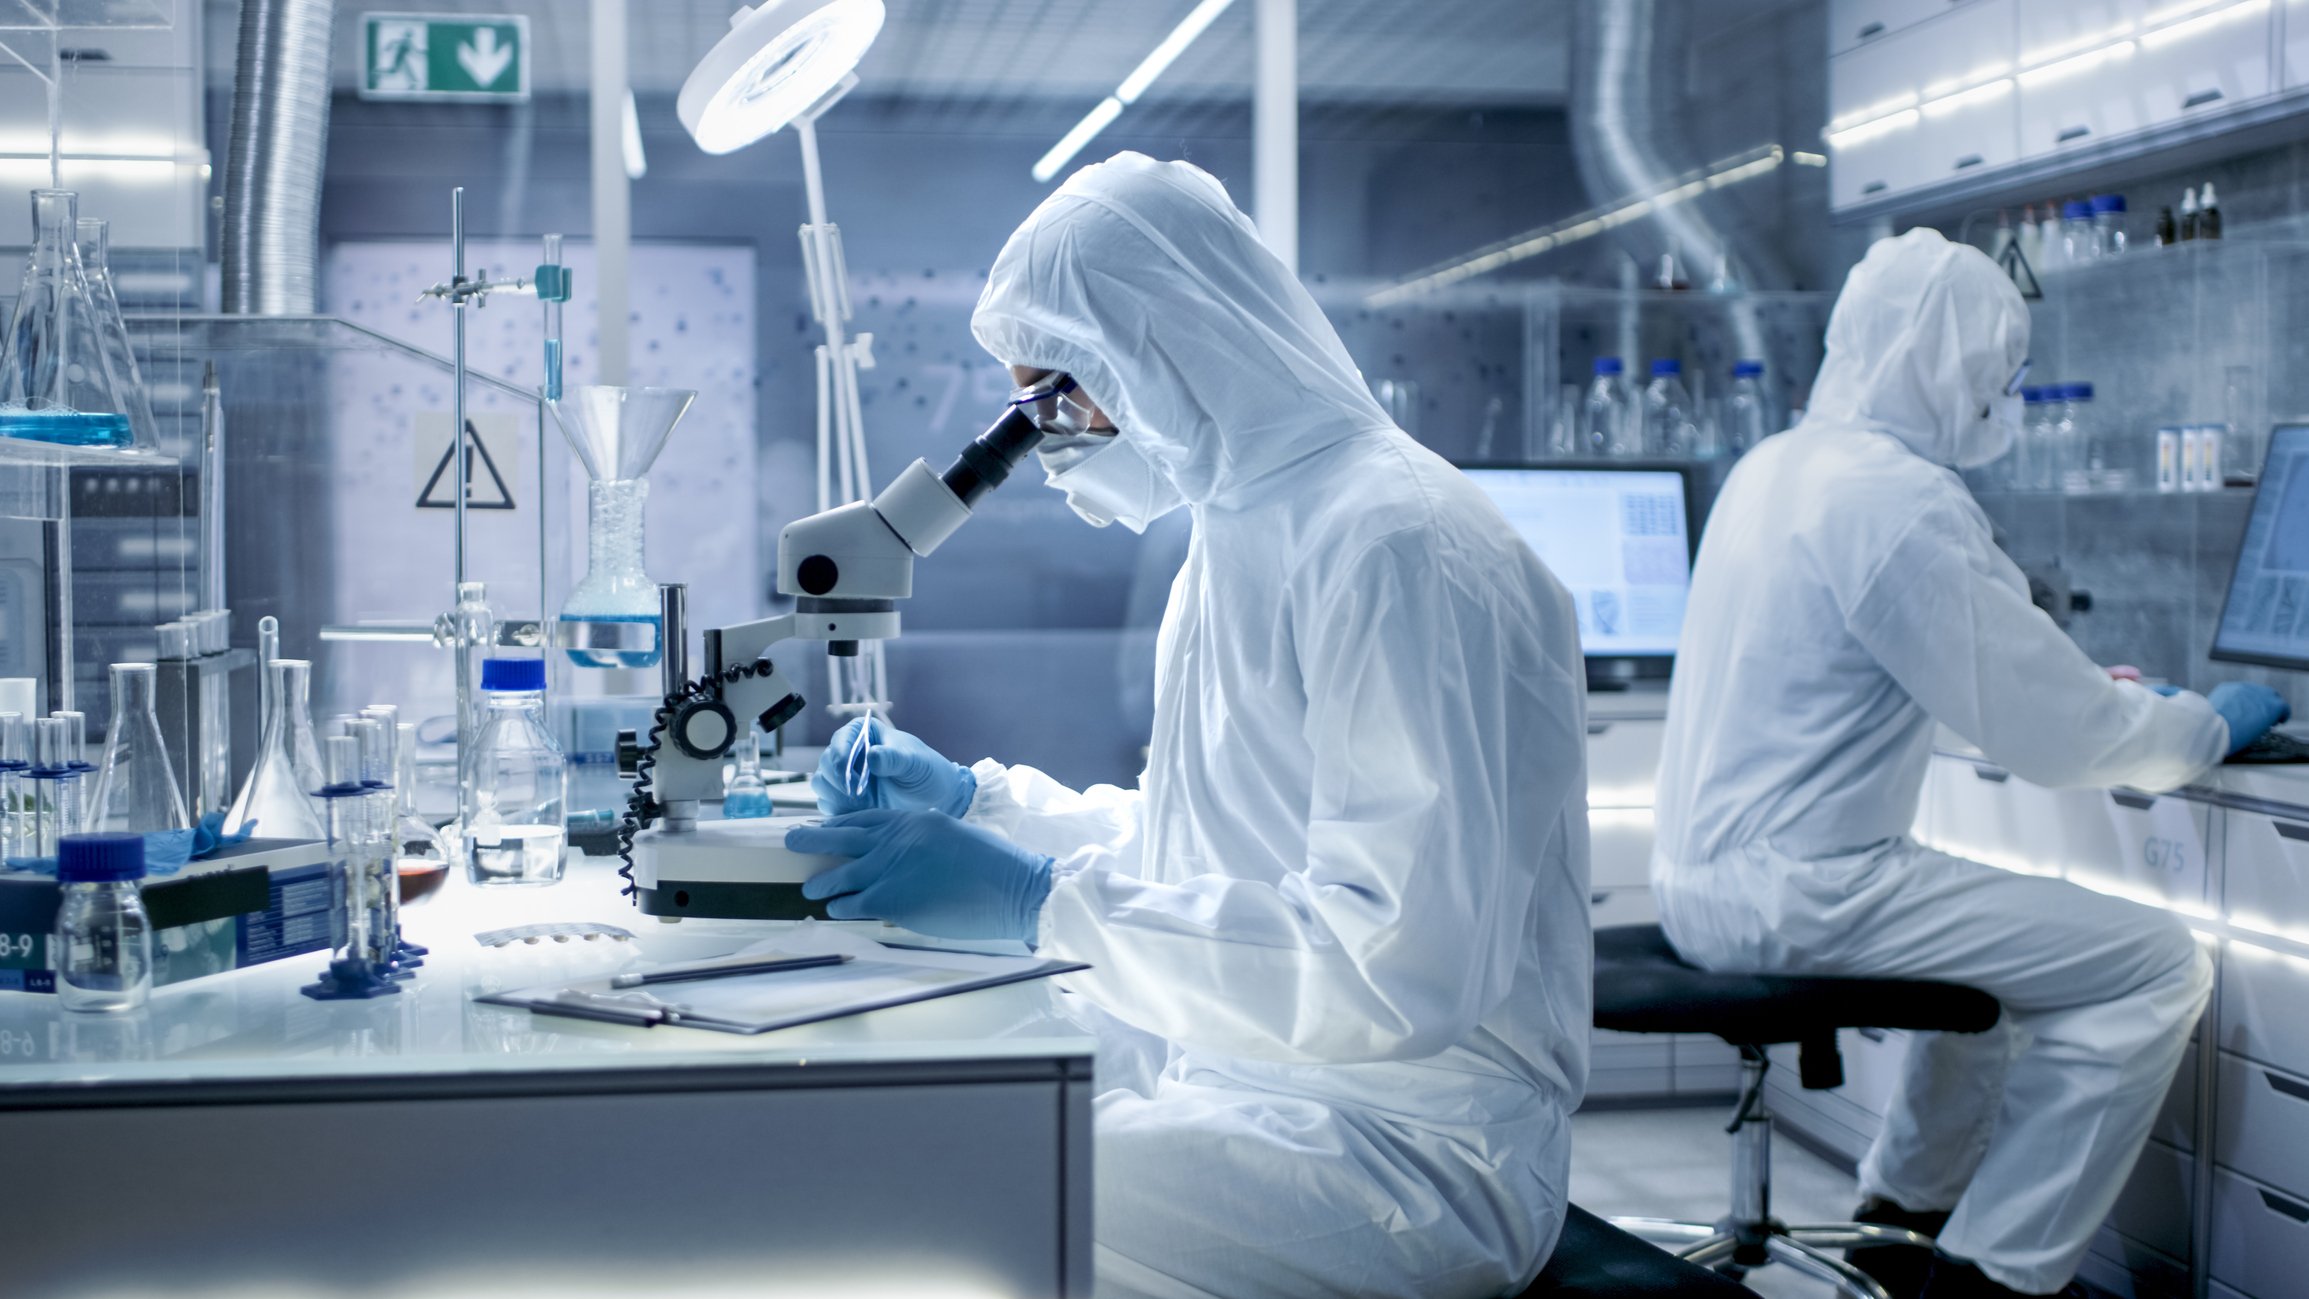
[
  {"xmin": 1590, "ymin": 892, "xmax": 1609, "ymax": 907},
  {"xmin": 1971, "ymin": 764, "xmax": 2009, "ymax": 783},
  {"xmin": 2056, "ymin": 125, "xmax": 2091, "ymax": 143},
  {"xmin": 2110, "ymin": 790, "xmax": 2157, "ymax": 811},
  {"xmin": 1862, "ymin": 181, "xmax": 1889, "ymax": 195},
  {"xmin": 1857, "ymin": 20, "xmax": 1886, "ymax": 40},
  {"xmin": 2261, "ymin": 1187, "xmax": 2309, "ymax": 1223},
  {"xmin": 1858, "ymin": 1026, "xmax": 1888, "ymax": 1043},
  {"xmin": 2265, "ymin": 1069, "xmax": 2309, "ymax": 1104},
  {"xmin": 1952, "ymin": 154, "xmax": 1985, "ymax": 170},
  {"xmin": 2183, "ymin": 88, "xmax": 2225, "ymax": 109},
  {"xmin": 2275, "ymin": 820, "xmax": 2309, "ymax": 843},
  {"xmin": 1588, "ymin": 721, "xmax": 1613, "ymax": 736}
]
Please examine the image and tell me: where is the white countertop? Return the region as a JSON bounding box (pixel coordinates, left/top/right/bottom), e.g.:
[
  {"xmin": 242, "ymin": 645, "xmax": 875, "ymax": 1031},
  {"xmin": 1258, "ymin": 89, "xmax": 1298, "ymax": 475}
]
[
  {"xmin": 0, "ymin": 854, "xmax": 1092, "ymax": 1094},
  {"xmin": 1933, "ymin": 725, "xmax": 2309, "ymax": 814}
]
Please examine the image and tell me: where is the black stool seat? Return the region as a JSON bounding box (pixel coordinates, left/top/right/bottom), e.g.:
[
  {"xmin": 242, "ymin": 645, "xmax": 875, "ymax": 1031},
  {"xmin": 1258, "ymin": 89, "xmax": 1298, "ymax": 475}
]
[
  {"xmin": 1515, "ymin": 1205, "xmax": 1757, "ymax": 1297},
  {"xmin": 1596, "ymin": 924, "xmax": 2000, "ymax": 1044}
]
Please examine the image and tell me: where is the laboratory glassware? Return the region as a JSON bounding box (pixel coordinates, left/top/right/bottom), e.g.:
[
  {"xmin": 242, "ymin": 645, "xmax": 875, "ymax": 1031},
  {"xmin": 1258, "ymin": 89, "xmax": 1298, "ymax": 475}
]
[
  {"xmin": 2089, "ymin": 195, "xmax": 2127, "ymax": 260},
  {"xmin": 1724, "ymin": 361, "xmax": 1772, "ymax": 457},
  {"xmin": 301, "ymin": 735, "xmax": 398, "ymax": 1001},
  {"xmin": 2179, "ymin": 189, "xmax": 2199, "ymax": 241},
  {"xmin": 1584, "ymin": 358, "xmax": 1633, "ymax": 457},
  {"xmin": 464, "ymin": 658, "xmax": 568, "ymax": 886},
  {"xmin": 0, "ymin": 190, "xmax": 133, "ymax": 448},
  {"xmin": 53, "ymin": 709, "xmax": 91, "ymax": 776},
  {"xmin": 2060, "ymin": 200, "xmax": 2095, "ymax": 268},
  {"xmin": 73, "ymin": 218, "xmax": 160, "ymax": 449},
  {"xmin": 1642, "ymin": 360, "xmax": 1698, "ymax": 458},
  {"xmin": 84, "ymin": 664, "xmax": 192, "ymax": 839},
  {"xmin": 2199, "ymin": 184, "xmax": 2221, "ymax": 240},
  {"xmin": 0, "ymin": 713, "xmax": 25, "ymax": 864},
  {"xmin": 387, "ymin": 721, "xmax": 449, "ymax": 905},
  {"xmin": 348, "ymin": 716, "xmax": 404, "ymax": 977},
  {"xmin": 546, "ymin": 385, "xmax": 698, "ymax": 669},
  {"xmin": 725, "ymin": 729, "xmax": 773, "ymax": 819},
  {"xmin": 222, "ymin": 659, "xmax": 326, "ymax": 842},
  {"xmin": 53, "ymin": 833, "xmax": 151, "ymax": 1013},
  {"xmin": 23, "ymin": 717, "xmax": 84, "ymax": 871}
]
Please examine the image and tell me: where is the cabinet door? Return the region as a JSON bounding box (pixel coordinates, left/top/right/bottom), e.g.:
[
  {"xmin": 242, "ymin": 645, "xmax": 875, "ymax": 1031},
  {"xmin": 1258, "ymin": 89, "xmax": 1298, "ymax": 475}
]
[
  {"xmin": 2105, "ymin": 1139, "xmax": 2196, "ymax": 1263},
  {"xmin": 1831, "ymin": 0, "xmax": 2019, "ymax": 206},
  {"xmin": 2129, "ymin": 1, "xmax": 2275, "ymax": 126},
  {"xmin": 2222, "ymin": 807, "xmax": 2309, "ymax": 936},
  {"xmin": 1584, "ymin": 718, "xmax": 1664, "ymax": 810},
  {"xmin": 2082, "ymin": 788, "xmax": 2214, "ymax": 906},
  {"xmin": 2215, "ymin": 1051, "xmax": 2309, "ymax": 1200},
  {"xmin": 2017, "ymin": 17, "xmax": 2149, "ymax": 154},
  {"xmin": 1831, "ymin": 0, "xmax": 1983, "ymax": 56},
  {"xmin": 2211, "ymin": 1167, "xmax": 2309, "ymax": 1299}
]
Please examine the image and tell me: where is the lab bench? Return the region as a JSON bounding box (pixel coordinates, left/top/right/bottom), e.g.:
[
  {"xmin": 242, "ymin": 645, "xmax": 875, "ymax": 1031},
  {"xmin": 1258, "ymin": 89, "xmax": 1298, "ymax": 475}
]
[
  {"xmin": 0, "ymin": 860, "xmax": 1096, "ymax": 1299},
  {"xmin": 1571, "ymin": 703, "xmax": 2309, "ymax": 1298}
]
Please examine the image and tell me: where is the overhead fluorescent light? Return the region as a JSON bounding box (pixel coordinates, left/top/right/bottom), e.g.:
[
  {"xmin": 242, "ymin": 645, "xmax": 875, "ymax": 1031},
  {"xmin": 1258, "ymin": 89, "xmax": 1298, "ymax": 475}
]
[
  {"xmin": 1367, "ymin": 145, "xmax": 1787, "ymax": 306},
  {"xmin": 1824, "ymin": 107, "xmax": 1920, "ymax": 149},
  {"xmin": 1031, "ymin": 0, "xmax": 1237, "ymax": 184},
  {"xmin": 2140, "ymin": 0, "xmax": 2266, "ymax": 48}
]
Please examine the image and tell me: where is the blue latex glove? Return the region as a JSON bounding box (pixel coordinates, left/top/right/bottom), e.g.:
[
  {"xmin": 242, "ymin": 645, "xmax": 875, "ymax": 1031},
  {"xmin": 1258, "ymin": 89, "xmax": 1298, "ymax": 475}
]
[
  {"xmin": 811, "ymin": 719, "xmax": 976, "ymax": 819},
  {"xmin": 2147, "ymin": 683, "xmax": 2184, "ymax": 698},
  {"xmin": 142, "ymin": 828, "xmax": 196, "ymax": 876},
  {"xmin": 790, "ymin": 809, "xmax": 1054, "ymax": 942},
  {"xmin": 191, "ymin": 809, "xmax": 254, "ymax": 860},
  {"xmin": 2209, "ymin": 681, "xmax": 2291, "ymax": 753}
]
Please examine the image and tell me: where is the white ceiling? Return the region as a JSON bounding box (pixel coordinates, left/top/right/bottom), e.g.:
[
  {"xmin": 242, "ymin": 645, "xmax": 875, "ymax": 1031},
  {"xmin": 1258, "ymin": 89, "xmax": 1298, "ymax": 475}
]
[{"xmin": 272, "ymin": 0, "xmax": 1571, "ymax": 106}]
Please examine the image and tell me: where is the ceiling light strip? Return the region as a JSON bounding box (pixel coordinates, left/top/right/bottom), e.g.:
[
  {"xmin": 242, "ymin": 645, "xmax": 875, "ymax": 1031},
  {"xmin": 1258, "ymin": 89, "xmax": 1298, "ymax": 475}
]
[
  {"xmin": 1367, "ymin": 145, "xmax": 1786, "ymax": 307},
  {"xmin": 1031, "ymin": 0, "xmax": 1238, "ymax": 184}
]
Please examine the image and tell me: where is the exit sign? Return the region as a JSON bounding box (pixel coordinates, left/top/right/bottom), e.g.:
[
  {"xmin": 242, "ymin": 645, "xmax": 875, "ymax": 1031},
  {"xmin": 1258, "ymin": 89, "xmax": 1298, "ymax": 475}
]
[{"xmin": 361, "ymin": 13, "xmax": 530, "ymax": 102}]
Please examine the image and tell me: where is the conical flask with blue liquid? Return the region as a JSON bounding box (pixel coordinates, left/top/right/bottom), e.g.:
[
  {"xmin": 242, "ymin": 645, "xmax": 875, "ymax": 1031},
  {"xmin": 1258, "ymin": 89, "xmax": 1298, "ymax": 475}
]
[{"xmin": 547, "ymin": 385, "xmax": 696, "ymax": 669}]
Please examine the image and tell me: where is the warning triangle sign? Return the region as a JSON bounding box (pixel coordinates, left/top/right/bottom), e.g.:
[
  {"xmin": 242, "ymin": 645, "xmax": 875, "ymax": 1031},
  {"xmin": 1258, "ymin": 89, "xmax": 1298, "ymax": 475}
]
[
  {"xmin": 417, "ymin": 418, "xmax": 517, "ymax": 510},
  {"xmin": 1998, "ymin": 240, "xmax": 2043, "ymax": 301}
]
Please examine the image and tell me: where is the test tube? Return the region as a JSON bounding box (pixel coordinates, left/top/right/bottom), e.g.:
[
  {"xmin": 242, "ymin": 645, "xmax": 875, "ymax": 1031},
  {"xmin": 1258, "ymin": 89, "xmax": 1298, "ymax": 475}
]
[
  {"xmin": 321, "ymin": 732, "xmax": 373, "ymax": 966},
  {"xmin": 348, "ymin": 716, "xmax": 401, "ymax": 974},
  {"xmin": 52, "ymin": 710, "xmax": 91, "ymax": 775},
  {"xmin": 0, "ymin": 713, "xmax": 25, "ymax": 862},
  {"xmin": 31, "ymin": 717, "xmax": 81, "ymax": 862},
  {"xmin": 541, "ymin": 233, "xmax": 565, "ymax": 402}
]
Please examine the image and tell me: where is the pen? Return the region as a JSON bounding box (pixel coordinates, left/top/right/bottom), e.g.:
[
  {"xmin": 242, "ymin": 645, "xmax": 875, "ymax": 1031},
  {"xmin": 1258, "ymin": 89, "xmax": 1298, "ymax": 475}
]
[{"xmin": 609, "ymin": 952, "xmax": 850, "ymax": 988}]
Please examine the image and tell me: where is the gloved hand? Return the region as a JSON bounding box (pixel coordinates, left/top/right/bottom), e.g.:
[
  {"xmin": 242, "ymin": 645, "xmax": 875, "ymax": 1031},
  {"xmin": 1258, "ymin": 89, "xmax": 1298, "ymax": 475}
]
[
  {"xmin": 2209, "ymin": 681, "xmax": 2292, "ymax": 753},
  {"xmin": 192, "ymin": 808, "xmax": 254, "ymax": 860},
  {"xmin": 811, "ymin": 719, "xmax": 976, "ymax": 818},
  {"xmin": 789, "ymin": 809, "xmax": 1054, "ymax": 943},
  {"xmin": 2147, "ymin": 683, "xmax": 2184, "ymax": 698}
]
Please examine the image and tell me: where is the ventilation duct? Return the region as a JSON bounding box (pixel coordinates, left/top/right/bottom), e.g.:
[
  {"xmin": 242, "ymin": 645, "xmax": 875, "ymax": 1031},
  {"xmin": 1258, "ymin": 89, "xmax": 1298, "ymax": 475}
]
[{"xmin": 220, "ymin": 0, "xmax": 336, "ymax": 314}]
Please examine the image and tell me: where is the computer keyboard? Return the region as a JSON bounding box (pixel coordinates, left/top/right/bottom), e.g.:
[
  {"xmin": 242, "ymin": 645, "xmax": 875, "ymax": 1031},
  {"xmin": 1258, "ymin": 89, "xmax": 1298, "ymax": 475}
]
[{"xmin": 2228, "ymin": 729, "xmax": 2309, "ymax": 764}]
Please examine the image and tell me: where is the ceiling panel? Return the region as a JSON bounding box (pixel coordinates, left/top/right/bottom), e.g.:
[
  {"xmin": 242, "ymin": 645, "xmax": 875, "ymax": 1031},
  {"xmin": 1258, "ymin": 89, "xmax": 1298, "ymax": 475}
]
[{"xmin": 220, "ymin": 0, "xmax": 1566, "ymax": 108}]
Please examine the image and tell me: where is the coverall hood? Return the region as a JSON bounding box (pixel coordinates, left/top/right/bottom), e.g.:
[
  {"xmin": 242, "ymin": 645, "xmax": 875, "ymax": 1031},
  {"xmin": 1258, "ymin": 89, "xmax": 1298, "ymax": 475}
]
[
  {"xmin": 1804, "ymin": 227, "xmax": 2030, "ymax": 470},
  {"xmin": 971, "ymin": 151, "xmax": 1398, "ymax": 511}
]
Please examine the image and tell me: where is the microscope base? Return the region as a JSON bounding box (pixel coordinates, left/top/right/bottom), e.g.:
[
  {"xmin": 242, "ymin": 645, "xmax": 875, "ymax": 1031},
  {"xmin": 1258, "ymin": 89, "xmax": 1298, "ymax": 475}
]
[{"xmin": 630, "ymin": 815, "xmax": 845, "ymax": 923}]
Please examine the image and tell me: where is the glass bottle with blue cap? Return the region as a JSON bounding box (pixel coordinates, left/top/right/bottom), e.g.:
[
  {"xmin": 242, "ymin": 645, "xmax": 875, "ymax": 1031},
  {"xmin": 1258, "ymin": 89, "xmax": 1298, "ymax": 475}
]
[
  {"xmin": 53, "ymin": 832, "xmax": 152, "ymax": 1013},
  {"xmin": 465, "ymin": 658, "xmax": 568, "ymax": 887}
]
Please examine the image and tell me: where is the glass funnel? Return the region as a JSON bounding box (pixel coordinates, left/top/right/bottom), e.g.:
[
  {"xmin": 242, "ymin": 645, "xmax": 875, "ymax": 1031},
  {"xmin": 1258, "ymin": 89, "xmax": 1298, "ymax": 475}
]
[
  {"xmin": 84, "ymin": 663, "xmax": 191, "ymax": 837},
  {"xmin": 222, "ymin": 659, "xmax": 325, "ymax": 841},
  {"xmin": 0, "ymin": 190, "xmax": 134, "ymax": 448},
  {"xmin": 74, "ymin": 218, "xmax": 160, "ymax": 450},
  {"xmin": 547, "ymin": 385, "xmax": 696, "ymax": 669}
]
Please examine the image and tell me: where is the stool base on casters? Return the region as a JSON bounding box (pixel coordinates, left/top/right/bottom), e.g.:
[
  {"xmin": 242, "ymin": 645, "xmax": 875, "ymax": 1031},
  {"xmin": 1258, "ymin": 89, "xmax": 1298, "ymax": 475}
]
[{"xmin": 1613, "ymin": 1048, "xmax": 1935, "ymax": 1299}]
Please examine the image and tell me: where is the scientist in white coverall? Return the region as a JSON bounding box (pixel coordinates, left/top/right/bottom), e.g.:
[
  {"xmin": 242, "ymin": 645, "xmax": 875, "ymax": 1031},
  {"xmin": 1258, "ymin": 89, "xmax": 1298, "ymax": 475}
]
[
  {"xmin": 1650, "ymin": 228, "xmax": 2290, "ymax": 1299},
  {"xmin": 784, "ymin": 152, "xmax": 1595, "ymax": 1298}
]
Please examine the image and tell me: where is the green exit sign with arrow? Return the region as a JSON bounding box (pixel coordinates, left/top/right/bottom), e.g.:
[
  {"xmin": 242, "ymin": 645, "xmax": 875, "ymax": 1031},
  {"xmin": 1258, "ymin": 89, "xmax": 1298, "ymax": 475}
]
[{"xmin": 361, "ymin": 12, "xmax": 530, "ymax": 102}]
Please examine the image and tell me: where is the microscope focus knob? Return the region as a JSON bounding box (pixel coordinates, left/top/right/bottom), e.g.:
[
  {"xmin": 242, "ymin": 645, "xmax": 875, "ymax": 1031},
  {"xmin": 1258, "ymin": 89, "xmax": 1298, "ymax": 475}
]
[
  {"xmin": 614, "ymin": 728, "xmax": 644, "ymax": 777},
  {"xmin": 668, "ymin": 698, "xmax": 738, "ymax": 761}
]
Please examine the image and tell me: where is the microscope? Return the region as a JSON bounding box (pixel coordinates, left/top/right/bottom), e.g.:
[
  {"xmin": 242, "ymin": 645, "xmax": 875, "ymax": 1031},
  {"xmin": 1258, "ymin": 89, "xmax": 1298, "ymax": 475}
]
[{"xmin": 615, "ymin": 402, "xmax": 1044, "ymax": 921}]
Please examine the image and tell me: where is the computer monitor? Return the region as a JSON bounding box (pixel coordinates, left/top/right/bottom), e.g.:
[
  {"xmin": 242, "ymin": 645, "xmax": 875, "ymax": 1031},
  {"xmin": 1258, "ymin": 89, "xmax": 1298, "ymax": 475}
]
[
  {"xmin": 2214, "ymin": 424, "xmax": 2309, "ymax": 671},
  {"xmin": 1459, "ymin": 461, "xmax": 1703, "ymax": 675}
]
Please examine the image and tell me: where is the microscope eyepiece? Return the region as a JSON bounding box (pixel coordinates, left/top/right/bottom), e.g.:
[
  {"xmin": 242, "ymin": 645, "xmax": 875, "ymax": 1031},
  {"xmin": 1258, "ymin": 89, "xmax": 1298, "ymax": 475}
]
[{"xmin": 940, "ymin": 406, "xmax": 1044, "ymax": 507}]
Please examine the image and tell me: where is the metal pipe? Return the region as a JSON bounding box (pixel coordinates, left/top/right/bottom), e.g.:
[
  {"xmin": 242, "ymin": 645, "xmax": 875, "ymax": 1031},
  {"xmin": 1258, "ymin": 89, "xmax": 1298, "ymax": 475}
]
[
  {"xmin": 197, "ymin": 363, "xmax": 225, "ymax": 612},
  {"xmin": 452, "ymin": 188, "xmax": 469, "ymax": 587},
  {"xmin": 220, "ymin": 0, "xmax": 335, "ymax": 314},
  {"xmin": 1253, "ymin": 0, "xmax": 1297, "ymax": 272},
  {"xmin": 590, "ymin": 0, "xmax": 631, "ymax": 385},
  {"xmin": 659, "ymin": 583, "xmax": 688, "ymax": 699}
]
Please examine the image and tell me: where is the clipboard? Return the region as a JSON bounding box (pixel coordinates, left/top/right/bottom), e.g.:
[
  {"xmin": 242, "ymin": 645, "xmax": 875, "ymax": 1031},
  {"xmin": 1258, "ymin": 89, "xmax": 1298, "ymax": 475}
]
[{"xmin": 477, "ymin": 931, "xmax": 1086, "ymax": 1035}]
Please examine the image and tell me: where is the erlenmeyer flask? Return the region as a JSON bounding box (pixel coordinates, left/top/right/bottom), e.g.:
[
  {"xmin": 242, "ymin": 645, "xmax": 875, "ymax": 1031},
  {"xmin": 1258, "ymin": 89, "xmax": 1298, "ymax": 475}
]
[
  {"xmin": 222, "ymin": 659, "xmax": 325, "ymax": 841},
  {"xmin": 0, "ymin": 190, "xmax": 132, "ymax": 448},
  {"xmin": 85, "ymin": 663, "xmax": 191, "ymax": 836},
  {"xmin": 74, "ymin": 217, "xmax": 159, "ymax": 450}
]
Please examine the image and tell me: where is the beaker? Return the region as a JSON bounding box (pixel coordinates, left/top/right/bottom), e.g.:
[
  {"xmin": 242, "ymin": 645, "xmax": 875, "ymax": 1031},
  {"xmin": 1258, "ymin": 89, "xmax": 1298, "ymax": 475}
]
[
  {"xmin": 24, "ymin": 716, "xmax": 82, "ymax": 868},
  {"xmin": 0, "ymin": 712, "xmax": 26, "ymax": 863},
  {"xmin": 0, "ymin": 190, "xmax": 133, "ymax": 448},
  {"xmin": 387, "ymin": 721, "xmax": 450, "ymax": 905},
  {"xmin": 84, "ymin": 664, "xmax": 191, "ymax": 838},
  {"xmin": 222, "ymin": 659, "xmax": 325, "ymax": 842},
  {"xmin": 547, "ymin": 385, "xmax": 697, "ymax": 669},
  {"xmin": 73, "ymin": 218, "xmax": 159, "ymax": 450}
]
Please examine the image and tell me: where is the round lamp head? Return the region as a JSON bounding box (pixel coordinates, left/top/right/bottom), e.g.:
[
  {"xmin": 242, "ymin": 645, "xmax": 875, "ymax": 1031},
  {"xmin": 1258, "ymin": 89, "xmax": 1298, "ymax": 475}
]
[{"xmin": 679, "ymin": 0, "xmax": 885, "ymax": 154}]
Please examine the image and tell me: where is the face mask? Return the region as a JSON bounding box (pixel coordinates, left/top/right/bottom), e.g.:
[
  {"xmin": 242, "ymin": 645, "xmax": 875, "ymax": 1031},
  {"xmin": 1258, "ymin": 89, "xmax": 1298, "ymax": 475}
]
[
  {"xmin": 1038, "ymin": 432, "xmax": 1184, "ymax": 533},
  {"xmin": 1957, "ymin": 391, "xmax": 2023, "ymax": 469}
]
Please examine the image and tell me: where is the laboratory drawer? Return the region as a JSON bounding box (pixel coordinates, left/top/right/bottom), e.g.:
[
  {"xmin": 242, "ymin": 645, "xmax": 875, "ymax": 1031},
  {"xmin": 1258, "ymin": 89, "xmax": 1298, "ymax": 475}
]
[
  {"xmin": 2155, "ymin": 1039, "xmax": 2198, "ymax": 1153},
  {"xmin": 1584, "ymin": 717, "xmax": 1663, "ymax": 809},
  {"xmin": 2080, "ymin": 1225, "xmax": 2190, "ymax": 1299},
  {"xmin": 2125, "ymin": 0, "xmax": 2274, "ymax": 130},
  {"xmin": 2216, "ymin": 942, "xmax": 2309, "ymax": 1079},
  {"xmin": 2214, "ymin": 1051, "xmax": 2309, "ymax": 1199},
  {"xmin": 1588, "ymin": 812, "xmax": 1655, "ymax": 890},
  {"xmin": 2210, "ymin": 1167, "xmax": 2309, "ymax": 1299},
  {"xmin": 1921, "ymin": 756, "xmax": 2064, "ymax": 873},
  {"xmin": 2076, "ymin": 787, "xmax": 2212, "ymax": 907},
  {"xmin": 2220, "ymin": 807, "xmax": 2309, "ymax": 933},
  {"xmin": 2105, "ymin": 1138, "xmax": 2194, "ymax": 1263},
  {"xmin": 1674, "ymin": 1035, "xmax": 1743, "ymax": 1095},
  {"xmin": 1588, "ymin": 886, "xmax": 1658, "ymax": 930},
  {"xmin": 1837, "ymin": 1025, "xmax": 1913, "ymax": 1120},
  {"xmin": 1829, "ymin": 0, "xmax": 1981, "ymax": 56}
]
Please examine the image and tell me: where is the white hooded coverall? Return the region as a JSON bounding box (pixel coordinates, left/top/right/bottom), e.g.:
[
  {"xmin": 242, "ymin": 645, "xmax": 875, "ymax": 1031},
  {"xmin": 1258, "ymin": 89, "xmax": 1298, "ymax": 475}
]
[
  {"xmin": 966, "ymin": 153, "xmax": 1595, "ymax": 1299},
  {"xmin": 1651, "ymin": 229, "xmax": 2222, "ymax": 1295}
]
